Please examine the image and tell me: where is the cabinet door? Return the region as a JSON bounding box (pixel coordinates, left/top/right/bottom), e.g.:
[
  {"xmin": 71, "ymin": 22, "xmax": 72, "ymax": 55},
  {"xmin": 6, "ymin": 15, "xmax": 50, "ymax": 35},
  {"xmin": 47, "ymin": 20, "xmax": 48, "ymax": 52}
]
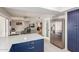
[
  {"xmin": 34, "ymin": 39, "xmax": 44, "ymax": 52},
  {"xmin": 68, "ymin": 11, "xmax": 77, "ymax": 52},
  {"xmin": 10, "ymin": 39, "xmax": 44, "ymax": 52},
  {"xmin": 10, "ymin": 41, "xmax": 35, "ymax": 52},
  {"xmin": 76, "ymin": 9, "xmax": 79, "ymax": 52}
]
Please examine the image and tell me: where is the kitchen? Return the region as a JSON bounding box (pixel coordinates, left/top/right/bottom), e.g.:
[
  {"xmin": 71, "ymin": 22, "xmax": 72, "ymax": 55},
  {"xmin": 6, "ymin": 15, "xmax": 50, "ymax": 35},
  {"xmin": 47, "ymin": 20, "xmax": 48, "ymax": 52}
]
[{"xmin": 0, "ymin": 7, "xmax": 78, "ymax": 52}]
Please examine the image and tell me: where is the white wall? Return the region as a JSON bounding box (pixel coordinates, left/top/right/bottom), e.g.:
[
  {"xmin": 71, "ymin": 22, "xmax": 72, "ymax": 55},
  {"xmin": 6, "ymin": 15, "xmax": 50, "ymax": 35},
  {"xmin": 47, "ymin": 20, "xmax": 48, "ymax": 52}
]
[
  {"xmin": 11, "ymin": 20, "xmax": 30, "ymax": 32},
  {"xmin": 0, "ymin": 16, "xmax": 6, "ymax": 37},
  {"xmin": 65, "ymin": 12, "xmax": 67, "ymax": 50},
  {"xmin": 5, "ymin": 19, "xmax": 9, "ymax": 37},
  {"xmin": 0, "ymin": 8, "xmax": 11, "ymax": 37},
  {"xmin": 0, "ymin": 16, "xmax": 9, "ymax": 37},
  {"xmin": 42, "ymin": 17, "xmax": 51, "ymax": 39}
]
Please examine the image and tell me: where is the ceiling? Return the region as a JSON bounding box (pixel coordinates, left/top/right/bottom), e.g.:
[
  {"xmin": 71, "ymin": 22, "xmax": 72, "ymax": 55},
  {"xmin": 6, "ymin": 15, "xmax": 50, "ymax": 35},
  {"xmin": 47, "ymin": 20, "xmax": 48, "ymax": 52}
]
[
  {"xmin": 42, "ymin": 7, "xmax": 72, "ymax": 12},
  {"xmin": 4, "ymin": 7, "xmax": 72, "ymax": 18}
]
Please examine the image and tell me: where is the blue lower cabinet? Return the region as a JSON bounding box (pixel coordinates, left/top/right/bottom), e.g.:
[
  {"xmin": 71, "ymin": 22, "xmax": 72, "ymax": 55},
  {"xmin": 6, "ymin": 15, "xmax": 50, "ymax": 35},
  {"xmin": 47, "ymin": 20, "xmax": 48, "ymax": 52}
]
[
  {"xmin": 34, "ymin": 39, "xmax": 44, "ymax": 52},
  {"xmin": 10, "ymin": 39, "xmax": 44, "ymax": 52}
]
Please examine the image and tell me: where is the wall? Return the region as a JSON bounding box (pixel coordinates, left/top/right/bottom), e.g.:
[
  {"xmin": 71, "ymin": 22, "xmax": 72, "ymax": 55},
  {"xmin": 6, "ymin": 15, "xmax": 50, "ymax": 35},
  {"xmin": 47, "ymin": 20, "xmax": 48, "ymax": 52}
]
[
  {"xmin": 42, "ymin": 17, "xmax": 51, "ymax": 40},
  {"xmin": 0, "ymin": 8, "xmax": 11, "ymax": 37},
  {"xmin": 11, "ymin": 20, "xmax": 30, "ymax": 32},
  {"xmin": 65, "ymin": 12, "xmax": 67, "ymax": 50},
  {"xmin": 0, "ymin": 16, "xmax": 6, "ymax": 37}
]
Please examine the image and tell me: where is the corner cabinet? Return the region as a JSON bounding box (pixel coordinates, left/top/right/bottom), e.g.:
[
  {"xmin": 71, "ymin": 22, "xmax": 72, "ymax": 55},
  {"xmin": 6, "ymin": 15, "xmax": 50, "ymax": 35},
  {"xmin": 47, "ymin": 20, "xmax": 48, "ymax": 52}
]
[
  {"xmin": 10, "ymin": 39, "xmax": 44, "ymax": 52},
  {"xmin": 68, "ymin": 9, "xmax": 79, "ymax": 52}
]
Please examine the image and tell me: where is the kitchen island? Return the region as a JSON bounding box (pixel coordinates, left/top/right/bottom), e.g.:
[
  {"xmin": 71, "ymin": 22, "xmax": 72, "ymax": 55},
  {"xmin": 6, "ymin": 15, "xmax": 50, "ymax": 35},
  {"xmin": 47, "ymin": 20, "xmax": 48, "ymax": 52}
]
[{"xmin": 0, "ymin": 33, "xmax": 44, "ymax": 52}]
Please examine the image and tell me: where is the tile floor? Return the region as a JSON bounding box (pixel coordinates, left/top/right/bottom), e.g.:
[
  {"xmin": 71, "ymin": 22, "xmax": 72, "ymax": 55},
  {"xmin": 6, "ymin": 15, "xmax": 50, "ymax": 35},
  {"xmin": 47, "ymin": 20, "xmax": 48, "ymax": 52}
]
[{"xmin": 44, "ymin": 39, "xmax": 69, "ymax": 52}]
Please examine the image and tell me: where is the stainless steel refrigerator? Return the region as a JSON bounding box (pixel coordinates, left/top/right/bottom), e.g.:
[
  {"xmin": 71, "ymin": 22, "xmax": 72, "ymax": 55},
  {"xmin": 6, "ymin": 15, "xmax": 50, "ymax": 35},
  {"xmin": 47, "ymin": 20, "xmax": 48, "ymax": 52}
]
[{"xmin": 50, "ymin": 19, "xmax": 65, "ymax": 49}]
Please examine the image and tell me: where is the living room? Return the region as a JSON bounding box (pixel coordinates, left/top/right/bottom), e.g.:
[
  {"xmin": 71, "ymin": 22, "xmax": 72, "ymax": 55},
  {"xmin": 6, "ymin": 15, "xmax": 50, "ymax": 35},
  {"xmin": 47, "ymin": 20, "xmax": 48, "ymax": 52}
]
[{"xmin": 9, "ymin": 17, "xmax": 42, "ymax": 36}]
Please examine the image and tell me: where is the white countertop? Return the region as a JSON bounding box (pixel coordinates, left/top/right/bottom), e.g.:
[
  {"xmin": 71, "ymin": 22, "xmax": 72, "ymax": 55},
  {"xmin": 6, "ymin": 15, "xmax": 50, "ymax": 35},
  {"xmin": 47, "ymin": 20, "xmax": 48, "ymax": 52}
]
[{"xmin": 0, "ymin": 33, "xmax": 44, "ymax": 52}]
